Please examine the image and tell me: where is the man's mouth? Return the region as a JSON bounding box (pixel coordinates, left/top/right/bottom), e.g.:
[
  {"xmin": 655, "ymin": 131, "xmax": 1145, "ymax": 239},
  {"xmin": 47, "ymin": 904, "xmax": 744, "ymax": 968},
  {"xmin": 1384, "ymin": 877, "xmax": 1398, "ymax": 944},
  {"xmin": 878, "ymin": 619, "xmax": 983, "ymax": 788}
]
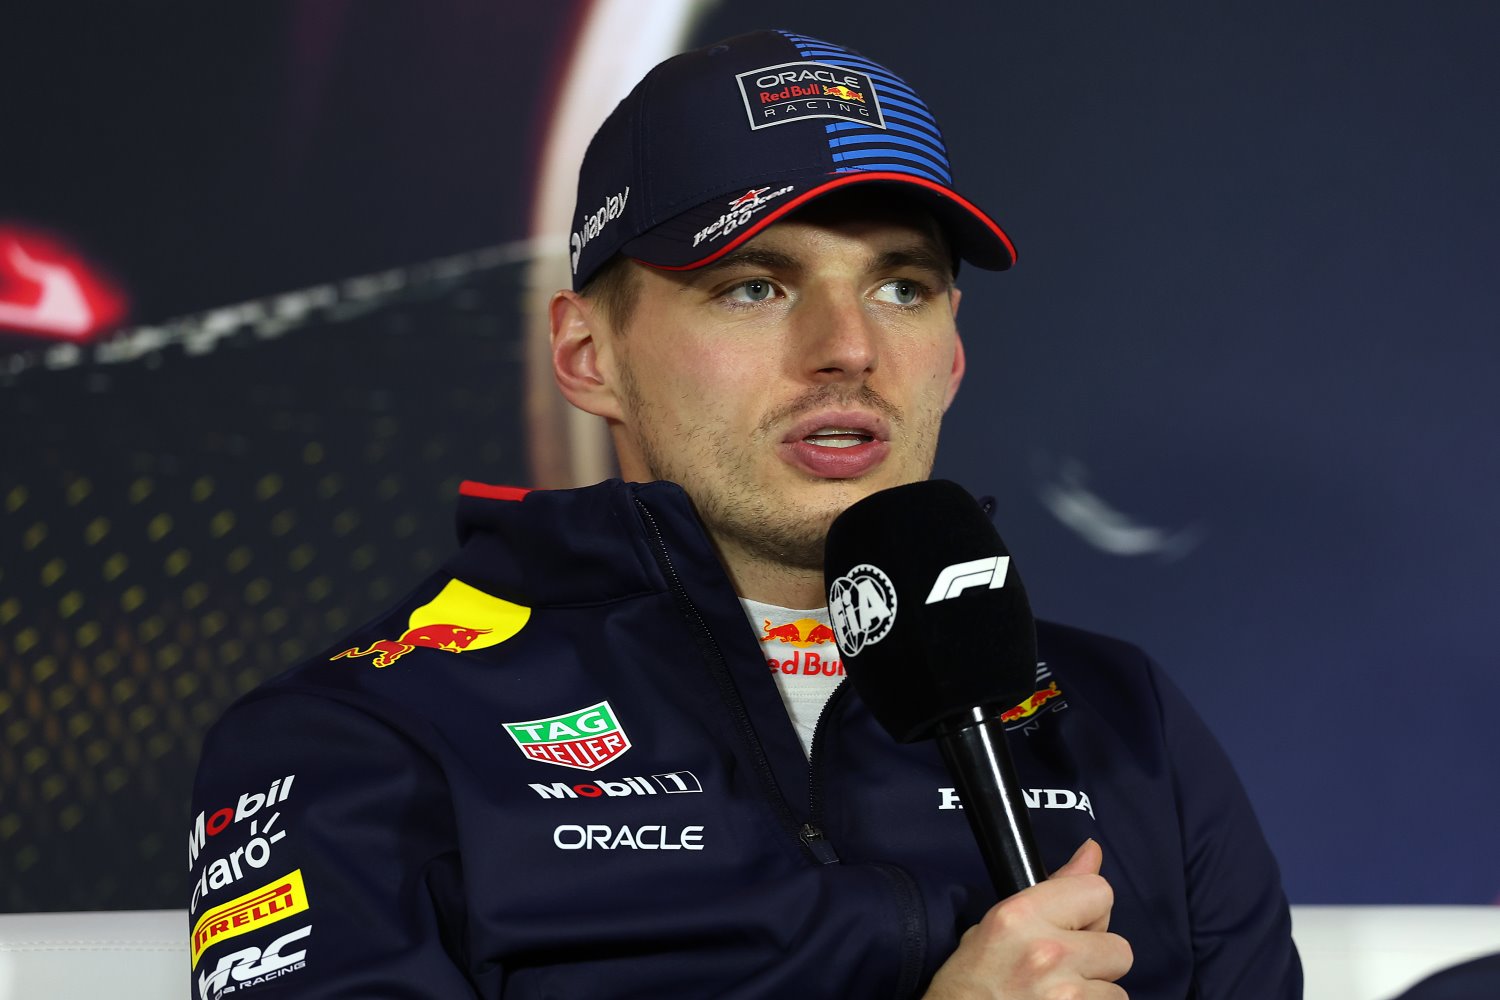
[
  {"xmin": 779, "ymin": 411, "xmax": 892, "ymax": 479},
  {"xmin": 802, "ymin": 427, "xmax": 877, "ymax": 449}
]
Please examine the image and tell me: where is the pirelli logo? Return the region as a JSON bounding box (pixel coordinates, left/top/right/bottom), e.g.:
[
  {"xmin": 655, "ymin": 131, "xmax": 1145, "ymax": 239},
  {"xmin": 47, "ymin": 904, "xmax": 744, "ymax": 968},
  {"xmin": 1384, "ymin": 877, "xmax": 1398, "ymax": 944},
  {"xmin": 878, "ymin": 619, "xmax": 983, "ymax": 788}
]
[{"xmin": 190, "ymin": 869, "xmax": 308, "ymax": 968}]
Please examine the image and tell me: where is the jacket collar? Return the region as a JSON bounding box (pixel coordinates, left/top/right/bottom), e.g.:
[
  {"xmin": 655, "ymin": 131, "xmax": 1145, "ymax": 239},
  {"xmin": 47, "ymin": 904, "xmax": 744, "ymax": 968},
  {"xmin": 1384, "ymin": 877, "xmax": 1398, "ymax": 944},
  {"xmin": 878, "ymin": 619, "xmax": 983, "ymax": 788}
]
[{"xmin": 448, "ymin": 479, "xmax": 720, "ymax": 607}]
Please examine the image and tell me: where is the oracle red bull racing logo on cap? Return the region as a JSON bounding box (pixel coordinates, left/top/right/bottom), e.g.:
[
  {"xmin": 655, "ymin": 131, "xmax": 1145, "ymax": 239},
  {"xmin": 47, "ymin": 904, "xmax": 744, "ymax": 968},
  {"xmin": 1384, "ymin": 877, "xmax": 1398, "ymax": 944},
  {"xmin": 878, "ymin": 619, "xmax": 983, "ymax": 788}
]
[
  {"xmin": 331, "ymin": 578, "xmax": 530, "ymax": 668},
  {"xmin": 736, "ymin": 60, "xmax": 884, "ymax": 130},
  {"xmin": 504, "ymin": 700, "xmax": 631, "ymax": 771}
]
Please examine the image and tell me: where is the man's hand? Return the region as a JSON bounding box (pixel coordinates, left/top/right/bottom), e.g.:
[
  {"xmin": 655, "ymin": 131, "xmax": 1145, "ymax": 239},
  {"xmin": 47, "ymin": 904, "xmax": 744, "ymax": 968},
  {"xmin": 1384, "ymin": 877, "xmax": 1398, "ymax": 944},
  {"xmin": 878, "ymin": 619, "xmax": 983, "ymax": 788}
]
[{"xmin": 922, "ymin": 839, "xmax": 1134, "ymax": 999}]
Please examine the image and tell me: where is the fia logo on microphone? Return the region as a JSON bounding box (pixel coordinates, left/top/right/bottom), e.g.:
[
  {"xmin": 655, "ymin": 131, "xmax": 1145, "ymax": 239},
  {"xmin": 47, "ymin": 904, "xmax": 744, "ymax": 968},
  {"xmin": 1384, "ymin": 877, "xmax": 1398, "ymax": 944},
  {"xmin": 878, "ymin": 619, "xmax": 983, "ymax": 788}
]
[{"xmin": 828, "ymin": 563, "xmax": 897, "ymax": 656}]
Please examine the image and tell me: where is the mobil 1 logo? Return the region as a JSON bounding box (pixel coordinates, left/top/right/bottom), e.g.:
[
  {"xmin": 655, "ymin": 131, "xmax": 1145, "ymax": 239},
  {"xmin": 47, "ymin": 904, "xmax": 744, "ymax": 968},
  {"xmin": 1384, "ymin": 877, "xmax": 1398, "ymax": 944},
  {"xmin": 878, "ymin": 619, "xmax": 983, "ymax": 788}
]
[{"xmin": 529, "ymin": 770, "xmax": 702, "ymax": 800}]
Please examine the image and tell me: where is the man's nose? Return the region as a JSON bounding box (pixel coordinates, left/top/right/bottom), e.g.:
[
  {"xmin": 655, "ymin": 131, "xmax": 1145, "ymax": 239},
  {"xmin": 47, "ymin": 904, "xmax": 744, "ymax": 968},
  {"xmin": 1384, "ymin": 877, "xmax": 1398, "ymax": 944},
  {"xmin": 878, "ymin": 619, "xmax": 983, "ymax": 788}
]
[{"xmin": 798, "ymin": 290, "xmax": 878, "ymax": 382}]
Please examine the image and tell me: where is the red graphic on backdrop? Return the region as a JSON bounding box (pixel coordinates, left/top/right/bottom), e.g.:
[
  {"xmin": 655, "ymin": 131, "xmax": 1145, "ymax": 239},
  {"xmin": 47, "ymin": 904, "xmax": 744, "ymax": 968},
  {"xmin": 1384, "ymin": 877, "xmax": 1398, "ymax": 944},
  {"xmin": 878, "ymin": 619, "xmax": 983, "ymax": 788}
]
[{"xmin": 0, "ymin": 227, "xmax": 126, "ymax": 341}]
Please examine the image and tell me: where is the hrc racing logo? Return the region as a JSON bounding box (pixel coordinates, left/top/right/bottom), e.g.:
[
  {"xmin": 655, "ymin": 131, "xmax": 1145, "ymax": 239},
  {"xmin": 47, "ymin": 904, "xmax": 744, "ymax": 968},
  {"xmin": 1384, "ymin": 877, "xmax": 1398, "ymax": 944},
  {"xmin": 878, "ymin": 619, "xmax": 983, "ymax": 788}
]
[
  {"xmin": 196, "ymin": 924, "xmax": 310, "ymax": 1000},
  {"xmin": 191, "ymin": 869, "xmax": 309, "ymax": 968},
  {"xmin": 331, "ymin": 578, "xmax": 530, "ymax": 668},
  {"xmin": 504, "ymin": 700, "xmax": 631, "ymax": 771}
]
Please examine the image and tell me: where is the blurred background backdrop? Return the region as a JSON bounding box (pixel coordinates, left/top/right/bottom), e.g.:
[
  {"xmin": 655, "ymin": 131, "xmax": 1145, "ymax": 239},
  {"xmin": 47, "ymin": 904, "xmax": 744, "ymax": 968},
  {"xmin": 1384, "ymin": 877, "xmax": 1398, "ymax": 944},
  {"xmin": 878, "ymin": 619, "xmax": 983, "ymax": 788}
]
[{"xmin": 1, "ymin": 0, "xmax": 1495, "ymax": 911}]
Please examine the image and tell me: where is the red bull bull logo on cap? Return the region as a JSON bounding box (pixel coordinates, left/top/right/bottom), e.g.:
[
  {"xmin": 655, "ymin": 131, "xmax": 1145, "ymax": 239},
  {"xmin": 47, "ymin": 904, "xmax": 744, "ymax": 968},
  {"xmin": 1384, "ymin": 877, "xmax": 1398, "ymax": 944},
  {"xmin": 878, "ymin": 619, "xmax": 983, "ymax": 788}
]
[
  {"xmin": 331, "ymin": 579, "xmax": 530, "ymax": 668},
  {"xmin": 822, "ymin": 85, "xmax": 864, "ymax": 103}
]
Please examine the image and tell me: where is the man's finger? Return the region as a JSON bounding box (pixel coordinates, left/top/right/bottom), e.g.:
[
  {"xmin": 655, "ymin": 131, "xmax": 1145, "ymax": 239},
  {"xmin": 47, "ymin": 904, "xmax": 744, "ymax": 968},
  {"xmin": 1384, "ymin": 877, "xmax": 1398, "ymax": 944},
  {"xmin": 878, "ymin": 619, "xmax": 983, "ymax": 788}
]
[
  {"xmin": 1051, "ymin": 838, "xmax": 1103, "ymax": 878},
  {"xmin": 1063, "ymin": 928, "xmax": 1134, "ymax": 983},
  {"xmin": 1047, "ymin": 839, "xmax": 1111, "ymax": 932}
]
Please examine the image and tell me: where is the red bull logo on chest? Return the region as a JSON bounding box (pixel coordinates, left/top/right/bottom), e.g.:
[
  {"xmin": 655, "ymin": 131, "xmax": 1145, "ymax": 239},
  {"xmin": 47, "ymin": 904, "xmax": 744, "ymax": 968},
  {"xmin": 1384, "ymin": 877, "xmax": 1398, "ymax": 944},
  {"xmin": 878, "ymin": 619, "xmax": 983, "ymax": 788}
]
[
  {"xmin": 762, "ymin": 616, "xmax": 843, "ymax": 677},
  {"xmin": 503, "ymin": 700, "xmax": 632, "ymax": 772},
  {"xmin": 331, "ymin": 578, "xmax": 530, "ymax": 668},
  {"xmin": 760, "ymin": 617, "xmax": 836, "ymax": 648}
]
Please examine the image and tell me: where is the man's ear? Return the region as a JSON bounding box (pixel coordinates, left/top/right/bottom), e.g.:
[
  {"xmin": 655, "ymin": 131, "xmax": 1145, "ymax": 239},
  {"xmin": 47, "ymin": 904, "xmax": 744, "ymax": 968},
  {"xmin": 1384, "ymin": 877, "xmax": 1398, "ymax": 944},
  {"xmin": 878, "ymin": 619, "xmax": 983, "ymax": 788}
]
[
  {"xmin": 941, "ymin": 286, "xmax": 965, "ymax": 410},
  {"xmin": 944, "ymin": 331, "xmax": 966, "ymax": 410},
  {"xmin": 550, "ymin": 289, "xmax": 623, "ymax": 421}
]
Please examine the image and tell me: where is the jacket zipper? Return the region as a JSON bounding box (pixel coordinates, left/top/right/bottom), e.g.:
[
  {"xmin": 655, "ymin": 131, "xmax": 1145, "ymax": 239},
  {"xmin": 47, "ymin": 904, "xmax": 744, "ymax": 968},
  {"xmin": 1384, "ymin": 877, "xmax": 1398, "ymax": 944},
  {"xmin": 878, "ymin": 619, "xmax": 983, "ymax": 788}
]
[
  {"xmin": 633, "ymin": 499, "xmax": 819, "ymax": 863},
  {"xmin": 802, "ymin": 679, "xmax": 852, "ymax": 863},
  {"xmin": 807, "ymin": 668, "xmax": 928, "ymax": 995}
]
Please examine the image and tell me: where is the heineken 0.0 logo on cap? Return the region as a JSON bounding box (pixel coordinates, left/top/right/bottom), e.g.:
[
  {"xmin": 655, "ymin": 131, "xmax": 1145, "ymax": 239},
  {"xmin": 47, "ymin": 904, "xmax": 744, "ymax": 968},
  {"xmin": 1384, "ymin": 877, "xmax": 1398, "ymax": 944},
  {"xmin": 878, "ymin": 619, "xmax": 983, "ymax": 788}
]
[{"xmin": 504, "ymin": 700, "xmax": 632, "ymax": 771}]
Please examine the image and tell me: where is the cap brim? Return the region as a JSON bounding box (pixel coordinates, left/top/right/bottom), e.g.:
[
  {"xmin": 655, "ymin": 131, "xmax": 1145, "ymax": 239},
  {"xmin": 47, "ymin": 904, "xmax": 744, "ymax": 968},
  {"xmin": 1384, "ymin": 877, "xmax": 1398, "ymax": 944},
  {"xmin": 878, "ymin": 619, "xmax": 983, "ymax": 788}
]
[{"xmin": 621, "ymin": 171, "xmax": 1015, "ymax": 274}]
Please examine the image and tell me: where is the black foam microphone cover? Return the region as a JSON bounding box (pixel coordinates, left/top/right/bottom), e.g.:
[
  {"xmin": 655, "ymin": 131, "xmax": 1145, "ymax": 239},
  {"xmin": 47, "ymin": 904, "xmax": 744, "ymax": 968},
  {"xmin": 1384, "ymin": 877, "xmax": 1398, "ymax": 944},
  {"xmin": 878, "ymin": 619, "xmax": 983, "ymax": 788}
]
[{"xmin": 824, "ymin": 480, "xmax": 1037, "ymax": 743}]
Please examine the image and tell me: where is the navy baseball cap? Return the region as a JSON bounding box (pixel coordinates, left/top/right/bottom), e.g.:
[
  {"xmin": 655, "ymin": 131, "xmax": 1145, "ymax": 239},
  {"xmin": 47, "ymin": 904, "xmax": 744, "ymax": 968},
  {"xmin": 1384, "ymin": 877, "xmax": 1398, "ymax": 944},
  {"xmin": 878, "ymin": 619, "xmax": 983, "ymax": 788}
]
[{"xmin": 568, "ymin": 29, "xmax": 1016, "ymax": 291}]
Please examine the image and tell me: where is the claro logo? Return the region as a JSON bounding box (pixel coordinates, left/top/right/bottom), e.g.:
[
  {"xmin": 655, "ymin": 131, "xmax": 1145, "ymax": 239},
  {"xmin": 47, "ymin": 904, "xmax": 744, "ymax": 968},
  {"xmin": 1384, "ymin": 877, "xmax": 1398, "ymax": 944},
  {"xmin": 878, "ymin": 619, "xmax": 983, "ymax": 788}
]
[{"xmin": 187, "ymin": 774, "xmax": 295, "ymax": 871}]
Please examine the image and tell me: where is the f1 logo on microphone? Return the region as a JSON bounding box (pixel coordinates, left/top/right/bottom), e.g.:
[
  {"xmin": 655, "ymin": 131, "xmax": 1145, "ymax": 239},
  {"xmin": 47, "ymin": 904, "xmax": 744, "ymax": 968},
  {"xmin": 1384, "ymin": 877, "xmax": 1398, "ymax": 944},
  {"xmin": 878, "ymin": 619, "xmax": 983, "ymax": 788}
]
[{"xmin": 925, "ymin": 556, "xmax": 1010, "ymax": 604}]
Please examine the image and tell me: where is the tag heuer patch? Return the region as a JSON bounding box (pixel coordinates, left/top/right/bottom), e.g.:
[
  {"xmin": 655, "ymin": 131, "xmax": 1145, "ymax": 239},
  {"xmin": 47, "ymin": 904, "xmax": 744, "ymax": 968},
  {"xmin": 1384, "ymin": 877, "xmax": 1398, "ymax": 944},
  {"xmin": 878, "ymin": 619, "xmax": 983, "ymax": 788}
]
[
  {"xmin": 736, "ymin": 60, "xmax": 885, "ymax": 131},
  {"xmin": 504, "ymin": 700, "xmax": 632, "ymax": 771}
]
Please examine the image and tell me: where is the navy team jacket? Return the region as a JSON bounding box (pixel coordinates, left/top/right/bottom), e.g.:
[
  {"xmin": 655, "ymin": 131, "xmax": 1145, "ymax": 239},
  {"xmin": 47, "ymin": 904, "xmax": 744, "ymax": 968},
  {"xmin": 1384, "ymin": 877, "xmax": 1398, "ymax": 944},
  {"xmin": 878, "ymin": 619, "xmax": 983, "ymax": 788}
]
[{"xmin": 187, "ymin": 479, "xmax": 1301, "ymax": 999}]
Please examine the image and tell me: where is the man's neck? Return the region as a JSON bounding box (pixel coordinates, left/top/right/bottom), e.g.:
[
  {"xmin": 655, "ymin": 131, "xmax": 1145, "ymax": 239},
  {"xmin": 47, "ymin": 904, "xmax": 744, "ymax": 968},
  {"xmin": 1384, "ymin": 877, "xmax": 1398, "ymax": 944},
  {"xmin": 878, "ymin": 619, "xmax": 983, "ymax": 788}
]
[{"xmin": 713, "ymin": 537, "xmax": 827, "ymax": 609}]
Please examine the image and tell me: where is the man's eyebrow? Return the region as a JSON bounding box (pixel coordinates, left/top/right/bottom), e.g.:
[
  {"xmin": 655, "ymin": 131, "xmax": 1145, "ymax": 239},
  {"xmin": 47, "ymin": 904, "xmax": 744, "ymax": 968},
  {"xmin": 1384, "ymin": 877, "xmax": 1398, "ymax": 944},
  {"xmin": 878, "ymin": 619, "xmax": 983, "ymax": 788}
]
[
  {"xmin": 690, "ymin": 247, "xmax": 803, "ymax": 279},
  {"xmin": 679, "ymin": 241, "xmax": 953, "ymax": 284},
  {"xmin": 872, "ymin": 244, "xmax": 955, "ymax": 282}
]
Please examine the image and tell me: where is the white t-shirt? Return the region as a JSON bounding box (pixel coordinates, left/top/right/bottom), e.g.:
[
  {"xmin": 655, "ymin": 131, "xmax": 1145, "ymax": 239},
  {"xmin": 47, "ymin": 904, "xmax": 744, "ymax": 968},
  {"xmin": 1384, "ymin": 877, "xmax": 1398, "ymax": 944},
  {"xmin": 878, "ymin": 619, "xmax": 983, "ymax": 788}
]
[{"xmin": 740, "ymin": 598, "xmax": 846, "ymax": 757}]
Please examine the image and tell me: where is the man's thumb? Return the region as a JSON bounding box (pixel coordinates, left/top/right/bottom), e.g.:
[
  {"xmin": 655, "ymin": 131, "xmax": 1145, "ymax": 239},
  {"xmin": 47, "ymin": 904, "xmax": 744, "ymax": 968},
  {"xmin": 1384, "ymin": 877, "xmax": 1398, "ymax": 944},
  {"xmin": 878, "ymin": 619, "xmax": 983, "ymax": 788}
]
[{"xmin": 1051, "ymin": 838, "xmax": 1103, "ymax": 878}]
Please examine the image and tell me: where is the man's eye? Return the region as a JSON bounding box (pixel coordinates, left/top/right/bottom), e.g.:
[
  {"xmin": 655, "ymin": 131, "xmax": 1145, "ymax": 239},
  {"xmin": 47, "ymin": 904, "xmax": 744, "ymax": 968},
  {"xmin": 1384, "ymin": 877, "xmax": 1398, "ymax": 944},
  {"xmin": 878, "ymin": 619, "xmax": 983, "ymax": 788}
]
[
  {"xmin": 726, "ymin": 279, "xmax": 776, "ymax": 303},
  {"xmin": 876, "ymin": 280, "xmax": 923, "ymax": 306}
]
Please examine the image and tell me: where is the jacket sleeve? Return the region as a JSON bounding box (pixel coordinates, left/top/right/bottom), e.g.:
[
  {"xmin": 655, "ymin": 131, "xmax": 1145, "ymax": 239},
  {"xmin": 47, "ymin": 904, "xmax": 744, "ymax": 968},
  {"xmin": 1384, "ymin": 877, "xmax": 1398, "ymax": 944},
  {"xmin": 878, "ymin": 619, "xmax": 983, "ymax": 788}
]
[
  {"xmin": 187, "ymin": 688, "xmax": 479, "ymax": 999},
  {"xmin": 1151, "ymin": 663, "xmax": 1303, "ymax": 999}
]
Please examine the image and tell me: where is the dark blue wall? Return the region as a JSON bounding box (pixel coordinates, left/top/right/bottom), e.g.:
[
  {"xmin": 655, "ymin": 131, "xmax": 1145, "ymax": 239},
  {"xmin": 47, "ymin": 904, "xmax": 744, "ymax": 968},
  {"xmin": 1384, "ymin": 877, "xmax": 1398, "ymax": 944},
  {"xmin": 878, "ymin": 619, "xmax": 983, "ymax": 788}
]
[{"xmin": 696, "ymin": 3, "xmax": 1500, "ymax": 904}]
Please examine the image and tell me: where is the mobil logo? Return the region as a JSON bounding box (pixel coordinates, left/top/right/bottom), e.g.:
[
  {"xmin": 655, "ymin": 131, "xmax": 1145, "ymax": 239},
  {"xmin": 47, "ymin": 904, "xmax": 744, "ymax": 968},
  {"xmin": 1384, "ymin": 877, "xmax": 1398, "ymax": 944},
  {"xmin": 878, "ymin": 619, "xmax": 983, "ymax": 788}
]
[
  {"xmin": 529, "ymin": 770, "xmax": 702, "ymax": 800},
  {"xmin": 187, "ymin": 774, "xmax": 294, "ymax": 872}
]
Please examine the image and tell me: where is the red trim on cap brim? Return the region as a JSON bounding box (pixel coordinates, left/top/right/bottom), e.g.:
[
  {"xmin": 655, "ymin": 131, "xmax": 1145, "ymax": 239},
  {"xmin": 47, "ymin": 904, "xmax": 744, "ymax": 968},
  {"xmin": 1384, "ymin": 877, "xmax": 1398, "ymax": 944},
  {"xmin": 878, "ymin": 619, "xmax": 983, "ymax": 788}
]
[
  {"xmin": 642, "ymin": 172, "xmax": 1016, "ymax": 272},
  {"xmin": 459, "ymin": 481, "xmax": 531, "ymax": 501}
]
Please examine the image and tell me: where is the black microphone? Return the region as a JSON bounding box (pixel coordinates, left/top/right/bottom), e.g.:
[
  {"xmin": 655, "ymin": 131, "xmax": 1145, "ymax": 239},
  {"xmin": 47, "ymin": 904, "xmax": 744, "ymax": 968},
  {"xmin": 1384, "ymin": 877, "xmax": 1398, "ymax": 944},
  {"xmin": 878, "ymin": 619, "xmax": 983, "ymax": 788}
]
[{"xmin": 824, "ymin": 479, "xmax": 1047, "ymax": 899}]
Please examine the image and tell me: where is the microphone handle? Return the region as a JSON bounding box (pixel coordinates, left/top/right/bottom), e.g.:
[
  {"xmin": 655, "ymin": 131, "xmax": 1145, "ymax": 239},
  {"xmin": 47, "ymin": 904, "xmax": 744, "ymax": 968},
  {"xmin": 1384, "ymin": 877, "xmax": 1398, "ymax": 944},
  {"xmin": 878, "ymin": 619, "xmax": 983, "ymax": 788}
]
[{"xmin": 937, "ymin": 707, "xmax": 1048, "ymax": 899}]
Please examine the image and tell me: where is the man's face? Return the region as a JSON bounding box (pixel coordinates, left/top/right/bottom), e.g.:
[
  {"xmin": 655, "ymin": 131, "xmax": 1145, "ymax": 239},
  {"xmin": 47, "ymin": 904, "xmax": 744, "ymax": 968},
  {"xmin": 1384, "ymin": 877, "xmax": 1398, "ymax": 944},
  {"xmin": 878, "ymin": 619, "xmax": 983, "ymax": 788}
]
[{"xmin": 600, "ymin": 199, "xmax": 965, "ymax": 572}]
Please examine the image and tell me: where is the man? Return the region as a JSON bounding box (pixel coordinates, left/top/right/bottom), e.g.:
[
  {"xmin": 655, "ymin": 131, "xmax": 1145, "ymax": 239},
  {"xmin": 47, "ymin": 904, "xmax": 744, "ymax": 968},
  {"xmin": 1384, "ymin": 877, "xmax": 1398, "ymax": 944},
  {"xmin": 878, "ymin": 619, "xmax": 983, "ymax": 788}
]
[{"xmin": 189, "ymin": 30, "xmax": 1300, "ymax": 998}]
